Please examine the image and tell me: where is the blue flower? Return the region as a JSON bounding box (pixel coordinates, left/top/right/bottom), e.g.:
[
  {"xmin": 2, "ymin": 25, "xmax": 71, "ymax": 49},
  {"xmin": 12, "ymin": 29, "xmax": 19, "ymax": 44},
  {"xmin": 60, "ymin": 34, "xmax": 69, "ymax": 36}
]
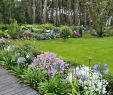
[
  {"xmin": 93, "ymin": 64, "xmax": 101, "ymax": 74},
  {"xmin": 103, "ymin": 64, "xmax": 109, "ymax": 73},
  {"xmin": 93, "ymin": 64, "xmax": 109, "ymax": 74}
]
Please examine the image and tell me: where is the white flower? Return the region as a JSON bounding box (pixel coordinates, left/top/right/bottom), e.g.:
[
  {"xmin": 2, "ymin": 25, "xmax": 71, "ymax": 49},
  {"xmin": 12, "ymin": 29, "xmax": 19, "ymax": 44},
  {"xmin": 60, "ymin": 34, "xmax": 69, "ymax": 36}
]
[
  {"xmin": 66, "ymin": 72, "xmax": 73, "ymax": 83},
  {"xmin": 6, "ymin": 45, "xmax": 15, "ymax": 51},
  {"xmin": 17, "ymin": 57, "xmax": 26, "ymax": 64},
  {"xmin": 66, "ymin": 65, "xmax": 108, "ymax": 95},
  {"xmin": 0, "ymin": 38, "xmax": 5, "ymax": 44},
  {"xmin": 26, "ymin": 54, "xmax": 30, "ymax": 58}
]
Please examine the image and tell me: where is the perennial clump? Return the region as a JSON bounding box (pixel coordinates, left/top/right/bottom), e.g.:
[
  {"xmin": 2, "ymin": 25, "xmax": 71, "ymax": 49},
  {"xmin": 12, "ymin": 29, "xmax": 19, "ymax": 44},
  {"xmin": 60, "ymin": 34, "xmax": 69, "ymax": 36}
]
[
  {"xmin": 30, "ymin": 52, "xmax": 69, "ymax": 76},
  {"xmin": 66, "ymin": 65, "xmax": 109, "ymax": 95}
]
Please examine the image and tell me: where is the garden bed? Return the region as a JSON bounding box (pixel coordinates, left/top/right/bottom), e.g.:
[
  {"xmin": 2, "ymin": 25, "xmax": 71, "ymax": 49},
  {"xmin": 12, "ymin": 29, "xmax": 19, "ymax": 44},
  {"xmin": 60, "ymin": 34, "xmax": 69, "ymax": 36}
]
[{"xmin": 0, "ymin": 38, "xmax": 113, "ymax": 95}]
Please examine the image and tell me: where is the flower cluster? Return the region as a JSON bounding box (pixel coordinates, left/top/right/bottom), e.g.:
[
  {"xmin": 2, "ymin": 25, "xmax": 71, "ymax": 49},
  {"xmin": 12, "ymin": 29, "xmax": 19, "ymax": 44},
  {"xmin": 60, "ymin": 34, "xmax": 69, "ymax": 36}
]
[
  {"xmin": 93, "ymin": 64, "xmax": 109, "ymax": 74},
  {"xmin": 73, "ymin": 32, "xmax": 81, "ymax": 38},
  {"xmin": 30, "ymin": 52, "xmax": 69, "ymax": 76},
  {"xmin": 0, "ymin": 38, "xmax": 5, "ymax": 45},
  {"xmin": 17, "ymin": 57, "xmax": 26, "ymax": 64},
  {"xmin": 66, "ymin": 65, "xmax": 109, "ymax": 95}
]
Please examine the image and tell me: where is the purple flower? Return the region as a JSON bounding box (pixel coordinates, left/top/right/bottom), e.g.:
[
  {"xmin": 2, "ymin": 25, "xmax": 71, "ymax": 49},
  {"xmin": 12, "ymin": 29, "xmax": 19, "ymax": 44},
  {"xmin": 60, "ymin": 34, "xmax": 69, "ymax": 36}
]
[
  {"xmin": 93, "ymin": 64, "xmax": 101, "ymax": 74},
  {"xmin": 73, "ymin": 32, "xmax": 81, "ymax": 37},
  {"xmin": 103, "ymin": 64, "xmax": 109, "ymax": 73},
  {"xmin": 93, "ymin": 64, "xmax": 109, "ymax": 74},
  {"xmin": 76, "ymin": 72, "xmax": 89, "ymax": 81},
  {"xmin": 30, "ymin": 58, "xmax": 38, "ymax": 67},
  {"xmin": 30, "ymin": 52, "xmax": 69, "ymax": 76}
]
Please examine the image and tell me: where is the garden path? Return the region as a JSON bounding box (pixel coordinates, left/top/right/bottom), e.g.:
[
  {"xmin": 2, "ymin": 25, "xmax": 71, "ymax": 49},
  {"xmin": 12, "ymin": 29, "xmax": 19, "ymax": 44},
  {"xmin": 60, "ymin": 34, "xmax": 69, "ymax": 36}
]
[{"xmin": 0, "ymin": 66, "xmax": 40, "ymax": 95}]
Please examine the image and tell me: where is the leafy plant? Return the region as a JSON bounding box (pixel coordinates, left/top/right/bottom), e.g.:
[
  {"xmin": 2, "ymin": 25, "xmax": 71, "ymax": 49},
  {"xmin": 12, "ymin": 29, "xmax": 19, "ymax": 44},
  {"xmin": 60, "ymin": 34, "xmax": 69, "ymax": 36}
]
[
  {"xmin": 22, "ymin": 68, "xmax": 48, "ymax": 88},
  {"xmin": 39, "ymin": 76, "xmax": 72, "ymax": 95},
  {"xmin": 42, "ymin": 23, "xmax": 54, "ymax": 30},
  {"xmin": 60, "ymin": 26, "xmax": 72, "ymax": 41},
  {"xmin": 7, "ymin": 23, "xmax": 20, "ymax": 39},
  {"xmin": 0, "ymin": 52, "xmax": 16, "ymax": 69},
  {"xmin": 11, "ymin": 64, "xmax": 28, "ymax": 77},
  {"xmin": 103, "ymin": 74, "xmax": 113, "ymax": 94}
]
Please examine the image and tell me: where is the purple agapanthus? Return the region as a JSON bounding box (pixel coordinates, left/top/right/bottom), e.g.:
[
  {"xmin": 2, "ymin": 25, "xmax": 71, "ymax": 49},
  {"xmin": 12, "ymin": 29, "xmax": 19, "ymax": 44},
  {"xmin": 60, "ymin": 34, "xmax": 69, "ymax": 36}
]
[
  {"xmin": 103, "ymin": 64, "xmax": 109, "ymax": 73},
  {"xmin": 93, "ymin": 64, "xmax": 101, "ymax": 74},
  {"xmin": 76, "ymin": 72, "xmax": 89, "ymax": 81},
  {"xmin": 93, "ymin": 64, "xmax": 109, "ymax": 74},
  {"xmin": 30, "ymin": 52, "xmax": 69, "ymax": 76}
]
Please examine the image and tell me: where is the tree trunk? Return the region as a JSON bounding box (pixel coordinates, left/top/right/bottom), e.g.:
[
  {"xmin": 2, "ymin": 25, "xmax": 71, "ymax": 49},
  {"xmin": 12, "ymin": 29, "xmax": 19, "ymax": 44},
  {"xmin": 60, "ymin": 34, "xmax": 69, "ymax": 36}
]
[
  {"xmin": 74, "ymin": 0, "xmax": 79, "ymax": 25},
  {"xmin": 43, "ymin": 0, "xmax": 48, "ymax": 23},
  {"xmin": 32, "ymin": 0, "xmax": 36, "ymax": 24}
]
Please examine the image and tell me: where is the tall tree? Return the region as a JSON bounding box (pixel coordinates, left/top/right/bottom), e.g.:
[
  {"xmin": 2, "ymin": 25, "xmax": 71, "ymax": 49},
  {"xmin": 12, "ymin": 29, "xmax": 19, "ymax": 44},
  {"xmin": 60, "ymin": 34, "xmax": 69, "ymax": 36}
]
[
  {"xmin": 85, "ymin": 0, "xmax": 113, "ymax": 37},
  {"xmin": 32, "ymin": 0, "xmax": 36, "ymax": 23},
  {"xmin": 43, "ymin": 0, "xmax": 48, "ymax": 23}
]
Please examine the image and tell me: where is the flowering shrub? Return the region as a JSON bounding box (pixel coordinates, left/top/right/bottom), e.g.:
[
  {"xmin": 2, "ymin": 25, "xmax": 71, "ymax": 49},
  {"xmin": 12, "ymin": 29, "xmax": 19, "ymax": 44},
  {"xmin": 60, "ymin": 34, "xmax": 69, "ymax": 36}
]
[
  {"xmin": 30, "ymin": 52, "xmax": 69, "ymax": 76},
  {"xmin": 66, "ymin": 65, "xmax": 109, "ymax": 95},
  {"xmin": 73, "ymin": 32, "xmax": 81, "ymax": 38},
  {"xmin": 20, "ymin": 31, "xmax": 33, "ymax": 38}
]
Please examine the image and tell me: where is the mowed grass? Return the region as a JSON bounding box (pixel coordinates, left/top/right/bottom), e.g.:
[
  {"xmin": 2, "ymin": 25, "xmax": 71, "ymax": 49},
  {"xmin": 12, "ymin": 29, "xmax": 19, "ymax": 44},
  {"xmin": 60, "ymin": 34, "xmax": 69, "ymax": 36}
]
[{"xmin": 11, "ymin": 37, "xmax": 113, "ymax": 74}]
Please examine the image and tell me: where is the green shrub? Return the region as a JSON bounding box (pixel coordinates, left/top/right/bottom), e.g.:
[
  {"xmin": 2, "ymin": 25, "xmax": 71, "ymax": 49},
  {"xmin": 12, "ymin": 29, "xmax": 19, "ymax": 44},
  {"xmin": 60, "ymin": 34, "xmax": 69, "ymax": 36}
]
[
  {"xmin": 22, "ymin": 68, "xmax": 48, "ymax": 88},
  {"xmin": 103, "ymin": 26, "xmax": 113, "ymax": 37},
  {"xmin": 34, "ymin": 29, "xmax": 44, "ymax": 34},
  {"xmin": 60, "ymin": 26, "xmax": 72, "ymax": 41},
  {"xmin": 42, "ymin": 23, "xmax": 54, "ymax": 30},
  {"xmin": 0, "ymin": 24, "xmax": 8, "ymax": 31},
  {"xmin": 0, "ymin": 30, "xmax": 10, "ymax": 38},
  {"xmin": 0, "ymin": 30, "xmax": 4, "ymax": 37},
  {"xmin": 7, "ymin": 23, "xmax": 20, "ymax": 39},
  {"xmin": 53, "ymin": 27, "xmax": 60, "ymax": 38},
  {"xmin": 39, "ymin": 76, "xmax": 72, "ymax": 95}
]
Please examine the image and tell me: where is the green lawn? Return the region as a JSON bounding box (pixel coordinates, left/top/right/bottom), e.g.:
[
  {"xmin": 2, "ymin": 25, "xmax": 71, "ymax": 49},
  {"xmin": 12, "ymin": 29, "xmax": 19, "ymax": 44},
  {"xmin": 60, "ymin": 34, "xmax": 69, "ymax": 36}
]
[{"xmin": 11, "ymin": 37, "xmax": 113, "ymax": 74}]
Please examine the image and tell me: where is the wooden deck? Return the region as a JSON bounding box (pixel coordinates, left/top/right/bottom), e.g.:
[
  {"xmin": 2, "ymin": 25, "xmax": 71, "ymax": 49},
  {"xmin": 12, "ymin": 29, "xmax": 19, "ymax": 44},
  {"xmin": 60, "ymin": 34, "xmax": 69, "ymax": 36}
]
[{"xmin": 0, "ymin": 66, "xmax": 40, "ymax": 95}]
